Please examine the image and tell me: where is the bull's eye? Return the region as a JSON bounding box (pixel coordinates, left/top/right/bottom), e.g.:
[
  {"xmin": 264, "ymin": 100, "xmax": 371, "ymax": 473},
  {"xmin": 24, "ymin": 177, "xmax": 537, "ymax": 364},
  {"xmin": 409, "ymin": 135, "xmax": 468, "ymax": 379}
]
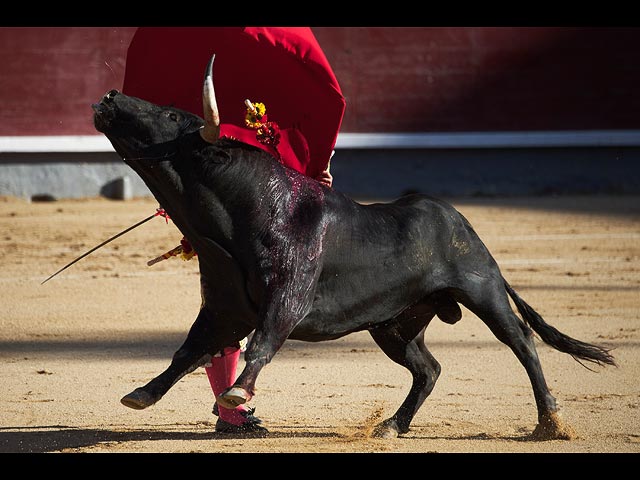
[{"xmin": 164, "ymin": 111, "xmax": 178, "ymax": 122}]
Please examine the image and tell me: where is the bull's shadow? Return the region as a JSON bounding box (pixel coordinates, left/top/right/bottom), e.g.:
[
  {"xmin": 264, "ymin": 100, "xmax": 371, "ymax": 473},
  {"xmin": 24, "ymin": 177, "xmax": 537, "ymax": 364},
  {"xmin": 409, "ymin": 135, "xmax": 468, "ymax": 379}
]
[
  {"xmin": 0, "ymin": 332, "xmax": 386, "ymax": 360},
  {"xmin": 408, "ymin": 428, "xmax": 533, "ymax": 443},
  {"xmin": 0, "ymin": 425, "xmax": 335, "ymax": 453},
  {"xmin": 0, "ymin": 424, "xmax": 542, "ymax": 453}
]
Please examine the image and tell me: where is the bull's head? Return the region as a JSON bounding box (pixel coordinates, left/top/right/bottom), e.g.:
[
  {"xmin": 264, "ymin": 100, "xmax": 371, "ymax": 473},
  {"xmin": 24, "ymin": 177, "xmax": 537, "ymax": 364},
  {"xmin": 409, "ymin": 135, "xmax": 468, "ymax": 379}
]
[
  {"xmin": 92, "ymin": 55, "xmax": 221, "ymax": 160},
  {"xmin": 92, "ymin": 55, "xmax": 230, "ymax": 268}
]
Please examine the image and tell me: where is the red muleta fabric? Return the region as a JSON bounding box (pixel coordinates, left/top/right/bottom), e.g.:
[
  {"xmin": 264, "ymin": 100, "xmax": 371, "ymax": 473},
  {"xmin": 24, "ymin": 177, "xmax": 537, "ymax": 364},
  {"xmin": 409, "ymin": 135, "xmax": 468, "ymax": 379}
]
[{"xmin": 122, "ymin": 27, "xmax": 346, "ymax": 179}]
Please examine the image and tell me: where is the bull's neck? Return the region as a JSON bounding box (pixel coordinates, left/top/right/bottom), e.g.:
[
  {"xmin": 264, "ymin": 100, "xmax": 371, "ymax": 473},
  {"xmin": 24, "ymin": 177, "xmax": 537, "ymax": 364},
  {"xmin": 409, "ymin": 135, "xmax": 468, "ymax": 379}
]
[
  {"xmin": 170, "ymin": 139, "xmax": 278, "ymax": 257},
  {"xmin": 125, "ymin": 134, "xmax": 293, "ymax": 270},
  {"xmin": 186, "ymin": 141, "xmax": 279, "ymax": 228}
]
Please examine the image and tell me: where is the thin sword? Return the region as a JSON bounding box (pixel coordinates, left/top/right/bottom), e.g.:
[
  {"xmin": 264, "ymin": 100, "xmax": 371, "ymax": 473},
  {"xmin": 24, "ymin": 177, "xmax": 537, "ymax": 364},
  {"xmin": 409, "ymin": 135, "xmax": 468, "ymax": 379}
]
[{"xmin": 41, "ymin": 211, "xmax": 163, "ymax": 285}]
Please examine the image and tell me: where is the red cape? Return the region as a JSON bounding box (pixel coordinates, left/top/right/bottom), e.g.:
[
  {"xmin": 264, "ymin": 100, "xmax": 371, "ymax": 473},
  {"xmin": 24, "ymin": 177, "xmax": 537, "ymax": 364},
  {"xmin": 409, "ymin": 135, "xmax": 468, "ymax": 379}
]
[{"xmin": 122, "ymin": 27, "xmax": 345, "ymax": 179}]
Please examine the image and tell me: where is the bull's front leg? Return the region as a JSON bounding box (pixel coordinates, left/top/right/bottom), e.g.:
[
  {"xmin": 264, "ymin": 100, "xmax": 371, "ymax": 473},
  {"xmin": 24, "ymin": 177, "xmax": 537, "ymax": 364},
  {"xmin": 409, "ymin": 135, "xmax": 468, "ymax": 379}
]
[
  {"xmin": 217, "ymin": 205, "xmax": 326, "ymax": 409},
  {"xmin": 121, "ymin": 345, "xmax": 211, "ymax": 410},
  {"xmin": 121, "ymin": 307, "xmax": 252, "ymax": 410},
  {"xmin": 217, "ymin": 279, "xmax": 316, "ymax": 410}
]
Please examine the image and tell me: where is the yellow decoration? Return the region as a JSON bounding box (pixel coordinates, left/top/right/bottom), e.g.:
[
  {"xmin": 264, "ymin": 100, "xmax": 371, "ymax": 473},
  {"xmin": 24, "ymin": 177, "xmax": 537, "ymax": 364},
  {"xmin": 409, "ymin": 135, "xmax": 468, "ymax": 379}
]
[
  {"xmin": 245, "ymin": 101, "xmax": 267, "ymax": 128},
  {"xmin": 180, "ymin": 249, "xmax": 197, "ymax": 261}
]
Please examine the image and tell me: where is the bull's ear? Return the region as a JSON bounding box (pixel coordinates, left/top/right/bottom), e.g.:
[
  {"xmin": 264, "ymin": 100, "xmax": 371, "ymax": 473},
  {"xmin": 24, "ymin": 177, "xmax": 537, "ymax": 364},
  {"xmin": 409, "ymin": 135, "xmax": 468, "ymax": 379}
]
[{"xmin": 200, "ymin": 54, "xmax": 220, "ymax": 143}]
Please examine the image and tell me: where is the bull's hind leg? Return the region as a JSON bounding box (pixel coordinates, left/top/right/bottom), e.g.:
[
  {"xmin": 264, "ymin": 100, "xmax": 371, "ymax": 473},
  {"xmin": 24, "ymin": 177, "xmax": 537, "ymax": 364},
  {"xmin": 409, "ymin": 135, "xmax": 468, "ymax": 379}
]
[
  {"xmin": 460, "ymin": 281, "xmax": 574, "ymax": 440},
  {"xmin": 368, "ymin": 308, "xmax": 439, "ymax": 438}
]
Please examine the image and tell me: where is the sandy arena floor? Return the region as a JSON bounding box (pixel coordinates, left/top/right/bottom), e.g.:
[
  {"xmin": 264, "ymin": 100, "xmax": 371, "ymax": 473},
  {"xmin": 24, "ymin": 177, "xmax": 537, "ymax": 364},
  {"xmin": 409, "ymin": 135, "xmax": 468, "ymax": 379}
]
[{"xmin": 1, "ymin": 194, "xmax": 638, "ymax": 454}]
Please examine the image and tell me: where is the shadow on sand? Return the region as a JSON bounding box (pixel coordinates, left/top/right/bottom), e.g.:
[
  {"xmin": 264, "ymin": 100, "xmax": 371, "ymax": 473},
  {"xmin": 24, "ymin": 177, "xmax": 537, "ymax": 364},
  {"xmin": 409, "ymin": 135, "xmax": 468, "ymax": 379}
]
[{"xmin": 0, "ymin": 424, "xmax": 338, "ymax": 453}]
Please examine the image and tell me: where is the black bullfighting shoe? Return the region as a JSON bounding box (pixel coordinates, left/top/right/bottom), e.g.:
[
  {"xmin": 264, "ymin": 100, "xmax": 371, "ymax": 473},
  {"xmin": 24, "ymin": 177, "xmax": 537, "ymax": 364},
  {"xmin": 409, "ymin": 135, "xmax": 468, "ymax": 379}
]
[
  {"xmin": 214, "ymin": 417, "xmax": 269, "ymax": 435},
  {"xmin": 212, "ymin": 403, "xmax": 263, "ymax": 424},
  {"xmin": 213, "ymin": 405, "xmax": 268, "ymax": 435}
]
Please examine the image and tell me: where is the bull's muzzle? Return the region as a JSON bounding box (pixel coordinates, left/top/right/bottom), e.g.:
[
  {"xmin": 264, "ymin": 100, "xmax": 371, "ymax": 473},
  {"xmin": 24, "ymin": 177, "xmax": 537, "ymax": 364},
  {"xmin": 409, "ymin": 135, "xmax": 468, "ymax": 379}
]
[{"xmin": 92, "ymin": 90, "xmax": 119, "ymax": 132}]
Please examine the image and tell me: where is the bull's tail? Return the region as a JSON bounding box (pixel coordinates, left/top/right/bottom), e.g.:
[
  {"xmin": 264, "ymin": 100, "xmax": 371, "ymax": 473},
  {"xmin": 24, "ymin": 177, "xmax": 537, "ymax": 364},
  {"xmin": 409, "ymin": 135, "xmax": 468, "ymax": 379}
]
[{"xmin": 504, "ymin": 280, "xmax": 616, "ymax": 368}]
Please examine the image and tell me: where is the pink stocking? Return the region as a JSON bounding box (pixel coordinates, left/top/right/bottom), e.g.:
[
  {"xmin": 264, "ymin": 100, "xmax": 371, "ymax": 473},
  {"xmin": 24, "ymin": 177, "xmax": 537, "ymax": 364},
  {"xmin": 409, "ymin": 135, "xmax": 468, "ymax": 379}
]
[{"xmin": 205, "ymin": 346, "xmax": 249, "ymax": 426}]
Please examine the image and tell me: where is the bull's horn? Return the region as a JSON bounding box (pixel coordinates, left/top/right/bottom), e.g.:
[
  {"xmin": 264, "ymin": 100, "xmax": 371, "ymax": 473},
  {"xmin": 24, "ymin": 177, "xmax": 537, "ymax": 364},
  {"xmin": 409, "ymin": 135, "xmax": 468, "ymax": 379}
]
[{"xmin": 200, "ymin": 54, "xmax": 220, "ymax": 143}]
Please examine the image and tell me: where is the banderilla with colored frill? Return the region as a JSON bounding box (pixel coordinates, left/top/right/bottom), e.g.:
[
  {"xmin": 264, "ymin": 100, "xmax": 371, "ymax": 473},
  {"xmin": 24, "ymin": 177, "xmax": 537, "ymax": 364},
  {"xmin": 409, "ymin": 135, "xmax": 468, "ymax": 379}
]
[{"xmin": 146, "ymin": 237, "xmax": 197, "ymax": 266}]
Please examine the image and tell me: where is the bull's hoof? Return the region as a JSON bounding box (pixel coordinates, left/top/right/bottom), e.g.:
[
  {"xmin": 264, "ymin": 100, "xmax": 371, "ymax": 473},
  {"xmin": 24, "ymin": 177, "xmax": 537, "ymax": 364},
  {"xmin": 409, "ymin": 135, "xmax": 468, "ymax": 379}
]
[
  {"xmin": 530, "ymin": 411, "xmax": 576, "ymax": 440},
  {"xmin": 120, "ymin": 388, "xmax": 156, "ymax": 410},
  {"xmin": 371, "ymin": 418, "xmax": 401, "ymax": 439},
  {"xmin": 217, "ymin": 386, "xmax": 250, "ymax": 410}
]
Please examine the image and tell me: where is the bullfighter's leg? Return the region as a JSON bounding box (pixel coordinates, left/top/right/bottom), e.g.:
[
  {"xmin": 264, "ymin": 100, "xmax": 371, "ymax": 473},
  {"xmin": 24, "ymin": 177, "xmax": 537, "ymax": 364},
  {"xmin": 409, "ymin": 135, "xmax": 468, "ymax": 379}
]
[
  {"xmin": 368, "ymin": 305, "xmax": 439, "ymax": 438},
  {"xmin": 121, "ymin": 307, "xmax": 253, "ymax": 410},
  {"xmin": 459, "ymin": 280, "xmax": 573, "ymax": 440},
  {"xmin": 205, "ymin": 345, "xmax": 267, "ymax": 434}
]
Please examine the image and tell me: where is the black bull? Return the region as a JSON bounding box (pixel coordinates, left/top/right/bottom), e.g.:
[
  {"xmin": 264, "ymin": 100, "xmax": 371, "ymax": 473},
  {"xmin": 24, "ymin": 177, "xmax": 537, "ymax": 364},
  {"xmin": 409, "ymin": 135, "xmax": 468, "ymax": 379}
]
[{"xmin": 92, "ymin": 87, "xmax": 615, "ymax": 440}]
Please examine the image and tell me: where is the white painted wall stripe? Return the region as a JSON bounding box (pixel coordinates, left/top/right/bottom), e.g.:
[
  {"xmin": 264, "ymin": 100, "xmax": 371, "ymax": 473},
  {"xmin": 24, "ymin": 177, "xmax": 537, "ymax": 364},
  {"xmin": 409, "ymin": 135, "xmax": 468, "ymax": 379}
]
[
  {"xmin": 335, "ymin": 130, "xmax": 640, "ymax": 149},
  {"xmin": 2, "ymin": 130, "xmax": 640, "ymax": 153},
  {"xmin": 0, "ymin": 135, "xmax": 114, "ymax": 152}
]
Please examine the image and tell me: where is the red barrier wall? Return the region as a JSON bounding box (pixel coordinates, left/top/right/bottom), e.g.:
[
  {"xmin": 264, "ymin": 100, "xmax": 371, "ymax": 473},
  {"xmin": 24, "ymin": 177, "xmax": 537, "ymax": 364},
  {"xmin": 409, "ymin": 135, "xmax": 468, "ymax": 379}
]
[{"xmin": 1, "ymin": 27, "xmax": 639, "ymax": 136}]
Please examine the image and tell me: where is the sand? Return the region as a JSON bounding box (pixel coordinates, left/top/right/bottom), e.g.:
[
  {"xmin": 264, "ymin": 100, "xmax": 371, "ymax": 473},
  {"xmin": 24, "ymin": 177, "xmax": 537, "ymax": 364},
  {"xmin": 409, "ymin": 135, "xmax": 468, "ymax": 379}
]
[{"xmin": 1, "ymin": 194, "xmax": 638, "ymax": 454}]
